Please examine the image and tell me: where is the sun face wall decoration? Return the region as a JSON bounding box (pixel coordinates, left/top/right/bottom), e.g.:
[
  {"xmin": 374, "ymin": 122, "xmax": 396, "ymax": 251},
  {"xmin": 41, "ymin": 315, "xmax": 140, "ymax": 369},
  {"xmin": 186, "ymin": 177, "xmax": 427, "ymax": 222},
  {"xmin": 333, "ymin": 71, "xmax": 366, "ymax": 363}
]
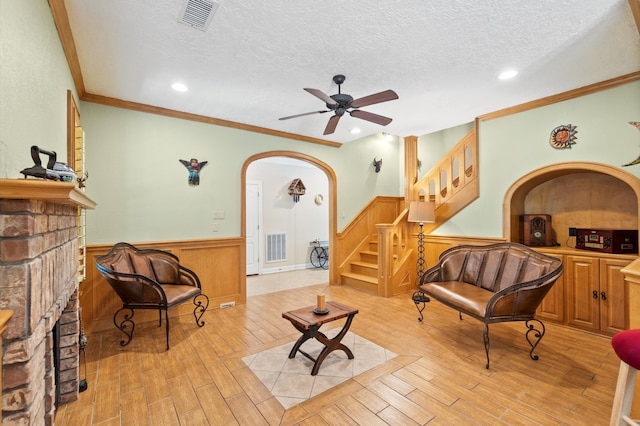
[{"xmin": 549, "ymin": 124, "xmax": 578, "ymax": 149}]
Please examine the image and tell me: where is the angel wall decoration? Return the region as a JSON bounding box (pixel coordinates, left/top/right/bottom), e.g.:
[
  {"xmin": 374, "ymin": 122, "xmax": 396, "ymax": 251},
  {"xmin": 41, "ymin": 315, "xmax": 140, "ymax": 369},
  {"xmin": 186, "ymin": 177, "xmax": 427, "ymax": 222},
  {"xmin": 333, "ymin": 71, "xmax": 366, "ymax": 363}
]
[{"xmin": 179, "ymin": 158, "xmax": 208, "ymax": 185}]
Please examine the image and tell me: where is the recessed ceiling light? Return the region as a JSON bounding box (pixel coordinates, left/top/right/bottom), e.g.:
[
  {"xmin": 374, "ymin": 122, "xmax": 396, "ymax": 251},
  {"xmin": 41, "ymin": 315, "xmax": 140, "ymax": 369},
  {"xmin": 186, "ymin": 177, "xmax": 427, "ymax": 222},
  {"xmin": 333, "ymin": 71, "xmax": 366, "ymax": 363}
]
[
  {"xmin": 498, "ymin": 69, "xmax": 518, "ymax": 80},
  {"xmin": 172, "ymin": 82, "xmax": 188, "ymax": 92},
  {"xmin": 350, "ymin": 128, "xmax": 361, "ymax": 134}
]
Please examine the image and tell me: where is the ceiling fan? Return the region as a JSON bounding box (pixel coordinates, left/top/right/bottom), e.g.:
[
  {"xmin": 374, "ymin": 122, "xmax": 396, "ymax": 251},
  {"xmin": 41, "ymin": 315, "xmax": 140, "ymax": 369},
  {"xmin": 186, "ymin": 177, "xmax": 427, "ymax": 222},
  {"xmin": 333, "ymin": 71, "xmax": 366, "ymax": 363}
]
[{"xmin": 279, "ymin": 74, "xmax": 399, "ymax": 136}]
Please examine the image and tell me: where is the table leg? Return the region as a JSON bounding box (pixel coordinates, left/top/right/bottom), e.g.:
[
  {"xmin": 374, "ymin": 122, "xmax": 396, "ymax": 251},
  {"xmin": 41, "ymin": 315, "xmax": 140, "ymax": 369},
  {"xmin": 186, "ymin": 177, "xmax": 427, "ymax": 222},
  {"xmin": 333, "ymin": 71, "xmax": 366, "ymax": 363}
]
[
  {"xmin": 288, "ymin": 323, "xmax": 315, "ymax": 359},
  {"xmin": 310, "ymin": 313, "xmax": 356, "ymax": 375}
]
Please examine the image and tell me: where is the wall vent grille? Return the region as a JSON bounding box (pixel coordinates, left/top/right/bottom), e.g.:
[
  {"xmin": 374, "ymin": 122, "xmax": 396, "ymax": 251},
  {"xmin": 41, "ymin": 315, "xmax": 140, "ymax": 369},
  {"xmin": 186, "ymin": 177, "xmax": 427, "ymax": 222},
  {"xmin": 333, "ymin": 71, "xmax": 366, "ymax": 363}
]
[
  {"xmin": 178, "ymin": 0, "xmax": 219, "ymax": 32},
  {"xmin": 266, "ymin": 233, "xmax": 287, "ymax": 263}
]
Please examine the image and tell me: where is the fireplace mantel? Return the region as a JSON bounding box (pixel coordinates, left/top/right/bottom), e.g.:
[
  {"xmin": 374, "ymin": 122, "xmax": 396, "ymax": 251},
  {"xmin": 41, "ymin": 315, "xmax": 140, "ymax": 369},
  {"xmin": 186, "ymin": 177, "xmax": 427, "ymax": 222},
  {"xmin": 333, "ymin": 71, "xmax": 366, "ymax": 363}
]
[{"xmin": 0, "ymin": 179, "xmax": 96, "ymax": 209}]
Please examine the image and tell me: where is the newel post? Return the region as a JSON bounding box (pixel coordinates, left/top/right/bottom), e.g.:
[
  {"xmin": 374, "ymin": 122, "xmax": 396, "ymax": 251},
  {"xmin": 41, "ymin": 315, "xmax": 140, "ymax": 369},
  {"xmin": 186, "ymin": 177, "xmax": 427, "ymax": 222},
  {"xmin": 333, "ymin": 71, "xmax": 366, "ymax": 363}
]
[{"xmin": 376, "ymin": 224, "xmax": 395, "ymax": 298}]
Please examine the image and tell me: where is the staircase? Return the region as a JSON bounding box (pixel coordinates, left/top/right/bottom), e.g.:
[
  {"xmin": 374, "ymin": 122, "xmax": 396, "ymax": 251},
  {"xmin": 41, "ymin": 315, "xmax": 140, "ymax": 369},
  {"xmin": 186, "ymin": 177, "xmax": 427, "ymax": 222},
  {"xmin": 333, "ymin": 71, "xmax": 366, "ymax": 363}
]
[
  {"xmin": 340, "ymin": 228, "xmax": 412, "ymax": 297},
  {"xmin": 334, "ymin": 128, "xmax": 479, "ymax": 297},
  {"xmin": 340, "ymin": 238, "xmax": 381, "ymax": 294}
]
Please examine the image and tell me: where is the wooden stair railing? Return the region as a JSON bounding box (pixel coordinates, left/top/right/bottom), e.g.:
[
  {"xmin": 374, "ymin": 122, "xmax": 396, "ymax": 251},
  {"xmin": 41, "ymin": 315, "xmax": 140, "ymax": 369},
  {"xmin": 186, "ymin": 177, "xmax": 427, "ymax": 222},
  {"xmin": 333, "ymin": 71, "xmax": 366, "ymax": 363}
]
[{"xmin": 415, "ymin": 128, "xmax": 479, "ymax": 233}]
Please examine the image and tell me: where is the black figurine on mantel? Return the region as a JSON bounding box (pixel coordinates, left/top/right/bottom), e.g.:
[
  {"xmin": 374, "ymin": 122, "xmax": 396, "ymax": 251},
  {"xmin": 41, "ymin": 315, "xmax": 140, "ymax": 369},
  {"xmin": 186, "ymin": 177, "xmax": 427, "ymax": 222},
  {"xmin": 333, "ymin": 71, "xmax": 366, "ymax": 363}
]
[{"xmin": 179, "ymin": 158, "xmax": 208, "ymax": 186}]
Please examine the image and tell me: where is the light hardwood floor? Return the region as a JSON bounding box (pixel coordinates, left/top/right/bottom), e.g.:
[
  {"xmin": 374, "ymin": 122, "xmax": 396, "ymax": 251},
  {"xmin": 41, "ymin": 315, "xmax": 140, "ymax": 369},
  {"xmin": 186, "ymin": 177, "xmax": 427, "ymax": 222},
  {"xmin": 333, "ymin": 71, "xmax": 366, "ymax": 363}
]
[{"xmin": 56, "ymin": 280, "xmax": 620, "ymax": 425}]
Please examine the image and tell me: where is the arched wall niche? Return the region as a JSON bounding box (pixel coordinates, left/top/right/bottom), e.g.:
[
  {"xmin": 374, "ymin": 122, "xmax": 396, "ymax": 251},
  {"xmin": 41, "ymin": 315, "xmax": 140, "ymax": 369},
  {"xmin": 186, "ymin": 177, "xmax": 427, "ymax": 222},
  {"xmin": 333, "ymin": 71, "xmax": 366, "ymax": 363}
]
[{"xmin": 504, "ymin": 162, "xmax": 640, "ymax": 246}]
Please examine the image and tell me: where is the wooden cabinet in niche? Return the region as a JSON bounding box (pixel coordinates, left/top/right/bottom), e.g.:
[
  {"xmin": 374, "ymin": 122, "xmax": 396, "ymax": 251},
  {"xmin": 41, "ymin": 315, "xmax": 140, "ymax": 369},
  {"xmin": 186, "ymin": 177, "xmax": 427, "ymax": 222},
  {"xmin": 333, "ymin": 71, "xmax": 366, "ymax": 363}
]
[
  {"xmin": 564, "ymin": 254, "xmax": 629, "ymax": 335},
  {"xmin": 536, "ymin": 256, "xmax": 565, "ymax": 322},
  {"xmin": 599, "ymin": 257, "xmax": 630, "ymax": 334},
  {"xmin": 536, "ymin": 249, "xmax": 631, "ymax": 335}
]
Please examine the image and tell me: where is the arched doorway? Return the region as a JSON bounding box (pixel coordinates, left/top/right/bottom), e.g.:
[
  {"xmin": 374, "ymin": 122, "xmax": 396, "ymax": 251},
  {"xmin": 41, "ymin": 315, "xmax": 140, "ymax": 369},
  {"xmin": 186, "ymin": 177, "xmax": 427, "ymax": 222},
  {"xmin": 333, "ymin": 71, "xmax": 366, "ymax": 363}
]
[{"xmin": 241, "ymin": 151, "xmax": 339, "ymax": 288}]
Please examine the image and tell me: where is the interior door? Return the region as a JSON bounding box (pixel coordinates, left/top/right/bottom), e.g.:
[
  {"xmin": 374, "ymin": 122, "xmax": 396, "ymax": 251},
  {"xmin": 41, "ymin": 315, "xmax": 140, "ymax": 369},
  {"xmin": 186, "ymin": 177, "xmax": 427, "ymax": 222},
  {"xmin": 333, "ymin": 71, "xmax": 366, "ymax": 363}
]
[{"xmin": 246, "ymin": 180, "xmax": 261, "ymax": 275}]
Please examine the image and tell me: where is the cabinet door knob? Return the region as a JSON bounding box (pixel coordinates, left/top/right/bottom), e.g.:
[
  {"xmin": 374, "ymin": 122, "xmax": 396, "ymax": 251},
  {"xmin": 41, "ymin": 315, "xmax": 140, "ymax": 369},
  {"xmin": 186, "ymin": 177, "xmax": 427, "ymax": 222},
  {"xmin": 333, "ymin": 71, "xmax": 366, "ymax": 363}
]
[
  {"xmin": 601, "ymin": 291, "xmax": 607, "ymax": 301},
  {"xmin": 593, "ymin": 290, "xmax": 598, "ymax": 299}
]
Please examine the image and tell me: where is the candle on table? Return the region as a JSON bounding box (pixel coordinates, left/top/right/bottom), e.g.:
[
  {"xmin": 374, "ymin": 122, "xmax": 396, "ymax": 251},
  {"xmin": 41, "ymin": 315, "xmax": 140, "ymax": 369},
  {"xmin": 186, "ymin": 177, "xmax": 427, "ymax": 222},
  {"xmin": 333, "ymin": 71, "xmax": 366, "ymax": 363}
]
[{"xmin": 317, "ymin": 294, "xmax": 326, "ymax": 311}]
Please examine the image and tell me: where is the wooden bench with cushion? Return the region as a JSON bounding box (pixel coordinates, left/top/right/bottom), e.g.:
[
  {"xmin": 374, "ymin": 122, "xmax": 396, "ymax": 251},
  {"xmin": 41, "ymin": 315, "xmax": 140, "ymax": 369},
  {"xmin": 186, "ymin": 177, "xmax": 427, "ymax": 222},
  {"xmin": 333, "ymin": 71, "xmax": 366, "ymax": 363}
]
[
  {"xmin": 414, "ymin": 242, "xmax": 563, "ymax": 368},
  {"xmin": 96, "ymin": 242, "xmax": 209, "ymax": 349}
]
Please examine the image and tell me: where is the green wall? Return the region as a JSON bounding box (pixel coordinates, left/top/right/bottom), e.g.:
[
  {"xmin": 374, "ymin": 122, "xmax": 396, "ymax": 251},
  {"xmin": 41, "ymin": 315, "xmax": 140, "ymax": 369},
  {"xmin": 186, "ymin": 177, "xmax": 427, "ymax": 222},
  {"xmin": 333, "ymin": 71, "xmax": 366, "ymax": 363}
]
[
  {"xmin": 81, "ymin": 102, "xmax": 402, "ymax": 243},
  {"xmin": 434, "ymin": 81, "xmax": 640, "ymax": 237},
  {"xmin": 0, "ymin": 0, "xmax": 78, "ymax": 177}
]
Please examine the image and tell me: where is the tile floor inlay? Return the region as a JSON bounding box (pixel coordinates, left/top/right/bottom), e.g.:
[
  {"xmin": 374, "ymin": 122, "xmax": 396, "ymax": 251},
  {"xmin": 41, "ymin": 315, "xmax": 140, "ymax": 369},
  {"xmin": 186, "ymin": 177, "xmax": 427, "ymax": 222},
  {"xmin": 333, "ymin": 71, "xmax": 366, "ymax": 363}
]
[{"xmin": 242, "ymin": 329, "xmax": 397, "ymax": 409}]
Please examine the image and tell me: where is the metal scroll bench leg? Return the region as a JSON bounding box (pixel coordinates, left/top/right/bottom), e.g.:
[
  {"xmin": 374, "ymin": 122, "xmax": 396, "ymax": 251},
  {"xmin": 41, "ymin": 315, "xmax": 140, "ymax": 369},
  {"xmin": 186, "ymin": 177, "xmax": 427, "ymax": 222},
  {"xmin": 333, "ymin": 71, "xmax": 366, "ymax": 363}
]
[{"xmin": 412, "ymin": 289, "xmax": 430, "ymax": 322}]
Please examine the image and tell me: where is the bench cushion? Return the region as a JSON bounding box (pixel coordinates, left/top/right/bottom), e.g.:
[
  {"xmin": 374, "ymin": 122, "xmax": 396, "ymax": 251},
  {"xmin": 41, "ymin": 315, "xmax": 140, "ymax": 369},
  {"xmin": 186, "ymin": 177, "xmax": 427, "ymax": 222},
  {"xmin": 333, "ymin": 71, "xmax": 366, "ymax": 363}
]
[
  {"xmin": 161, "ymin": 284, "xmax": 201, "ymax": 305},
  {"xmin": 421, "ymin": 281, "xmax": 493, "ymax": 317}
]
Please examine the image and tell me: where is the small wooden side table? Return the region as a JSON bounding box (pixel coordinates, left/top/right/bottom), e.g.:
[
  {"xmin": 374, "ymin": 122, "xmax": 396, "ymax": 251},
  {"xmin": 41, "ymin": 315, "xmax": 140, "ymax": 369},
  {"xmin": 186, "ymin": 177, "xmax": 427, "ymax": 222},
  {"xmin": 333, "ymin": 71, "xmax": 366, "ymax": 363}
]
[{"xmin": 282, "ymin": 301, "xmax": 359, "ymax": 375}]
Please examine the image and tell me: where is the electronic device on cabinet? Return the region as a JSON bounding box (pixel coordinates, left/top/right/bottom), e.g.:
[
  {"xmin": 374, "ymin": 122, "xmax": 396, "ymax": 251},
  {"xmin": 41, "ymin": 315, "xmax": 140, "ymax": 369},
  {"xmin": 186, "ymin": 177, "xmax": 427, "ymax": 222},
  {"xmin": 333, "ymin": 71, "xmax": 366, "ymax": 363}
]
[
  {"xmin": 519, "ymin": 214, "xmax": 553, "ymax": 247},
  {"xmin": 575, "ymin": 229, "xmax": 638, "ymax": 254}
]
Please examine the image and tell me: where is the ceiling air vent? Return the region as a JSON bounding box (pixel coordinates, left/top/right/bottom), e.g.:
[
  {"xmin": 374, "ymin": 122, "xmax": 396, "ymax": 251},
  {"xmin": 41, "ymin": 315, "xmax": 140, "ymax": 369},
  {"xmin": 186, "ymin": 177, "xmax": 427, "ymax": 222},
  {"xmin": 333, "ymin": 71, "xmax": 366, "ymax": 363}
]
[{"xmin": 178, "ymin": 0, "xmax": 219, "ymax": 32}]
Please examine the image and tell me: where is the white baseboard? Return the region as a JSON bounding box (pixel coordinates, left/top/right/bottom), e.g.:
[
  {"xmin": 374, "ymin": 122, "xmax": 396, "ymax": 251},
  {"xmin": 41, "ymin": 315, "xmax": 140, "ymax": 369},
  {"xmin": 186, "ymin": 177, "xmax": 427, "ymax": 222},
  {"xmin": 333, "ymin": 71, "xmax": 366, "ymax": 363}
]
[{"xmin": 262, "ymin": 263, "xmax": 314, "ymax": 275}]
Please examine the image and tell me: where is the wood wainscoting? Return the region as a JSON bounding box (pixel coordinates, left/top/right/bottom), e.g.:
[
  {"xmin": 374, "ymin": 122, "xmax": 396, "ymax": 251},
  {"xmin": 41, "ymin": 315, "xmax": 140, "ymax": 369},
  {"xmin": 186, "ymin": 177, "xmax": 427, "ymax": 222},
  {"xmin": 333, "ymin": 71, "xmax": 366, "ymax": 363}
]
[{"xmin": 81, "ymin": 238, "xmax": 244, "ymax": 333}]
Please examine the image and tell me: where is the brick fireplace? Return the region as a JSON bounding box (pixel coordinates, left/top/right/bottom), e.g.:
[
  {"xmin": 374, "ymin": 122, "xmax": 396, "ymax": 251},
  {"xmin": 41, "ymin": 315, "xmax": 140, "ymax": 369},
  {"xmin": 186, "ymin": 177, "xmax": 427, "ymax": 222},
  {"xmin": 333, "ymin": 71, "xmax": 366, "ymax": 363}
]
[{"xmin": 0, "ymin": 180, "xmax": 95, "ymax": 425}]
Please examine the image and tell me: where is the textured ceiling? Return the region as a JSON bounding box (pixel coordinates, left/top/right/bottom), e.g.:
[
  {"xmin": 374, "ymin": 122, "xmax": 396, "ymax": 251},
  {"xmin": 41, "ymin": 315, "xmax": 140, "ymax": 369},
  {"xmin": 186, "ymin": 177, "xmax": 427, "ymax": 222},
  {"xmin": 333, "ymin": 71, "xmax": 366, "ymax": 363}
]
[{"xmin": 64, "ymin": 0, "xmax": 640, "ymax": 144}]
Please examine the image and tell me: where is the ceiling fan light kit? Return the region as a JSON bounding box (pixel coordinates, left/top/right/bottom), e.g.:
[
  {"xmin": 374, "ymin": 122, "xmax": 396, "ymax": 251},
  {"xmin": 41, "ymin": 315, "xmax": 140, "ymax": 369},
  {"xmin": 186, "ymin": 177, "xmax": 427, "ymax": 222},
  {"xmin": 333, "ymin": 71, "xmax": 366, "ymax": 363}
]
[{"xmin": 279, "ymin": 74, "xmax": 398, "ymax": 136}]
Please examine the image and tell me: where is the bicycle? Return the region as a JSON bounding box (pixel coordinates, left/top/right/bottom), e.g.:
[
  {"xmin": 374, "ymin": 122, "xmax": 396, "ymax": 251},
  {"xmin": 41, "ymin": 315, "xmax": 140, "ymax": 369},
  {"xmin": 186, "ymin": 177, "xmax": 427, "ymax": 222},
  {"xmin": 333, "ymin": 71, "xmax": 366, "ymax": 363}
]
[{"xmin": 309, "ymin": 239, "xmax": 329, "ymax": 269}]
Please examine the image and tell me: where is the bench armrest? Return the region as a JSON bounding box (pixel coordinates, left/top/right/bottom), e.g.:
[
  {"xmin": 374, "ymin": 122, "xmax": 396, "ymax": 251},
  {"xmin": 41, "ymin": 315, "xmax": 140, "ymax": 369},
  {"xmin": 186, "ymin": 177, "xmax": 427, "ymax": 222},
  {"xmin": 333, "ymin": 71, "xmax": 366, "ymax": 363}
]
[
  {"xmin": 178, "ymin": 265, "xmax": 202, "ymax": 288},
  {"xmin": 486, "ymin": 266, "xmax": 563, "ymax": 319}
]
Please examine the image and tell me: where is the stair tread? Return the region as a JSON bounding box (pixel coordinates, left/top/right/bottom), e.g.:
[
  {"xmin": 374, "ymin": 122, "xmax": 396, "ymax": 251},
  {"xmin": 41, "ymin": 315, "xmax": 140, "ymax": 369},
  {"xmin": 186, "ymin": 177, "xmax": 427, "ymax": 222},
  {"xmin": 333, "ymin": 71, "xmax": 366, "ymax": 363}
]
[
  {"xmin": 341, "ymin": 271, "xmax": 378, "ymax": 284},
  {"xmin": 351, "ymin": 260, "xmax": 377, "ymax": 269}
]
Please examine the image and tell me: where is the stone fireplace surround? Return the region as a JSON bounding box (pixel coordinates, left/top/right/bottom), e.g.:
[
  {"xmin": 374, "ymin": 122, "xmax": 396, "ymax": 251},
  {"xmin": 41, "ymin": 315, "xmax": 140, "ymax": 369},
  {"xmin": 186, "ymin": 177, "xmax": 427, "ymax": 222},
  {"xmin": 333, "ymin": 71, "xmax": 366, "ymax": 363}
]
[{"xmin": 0, "ymin": 180, "xmax": 95, "ymax": 425}]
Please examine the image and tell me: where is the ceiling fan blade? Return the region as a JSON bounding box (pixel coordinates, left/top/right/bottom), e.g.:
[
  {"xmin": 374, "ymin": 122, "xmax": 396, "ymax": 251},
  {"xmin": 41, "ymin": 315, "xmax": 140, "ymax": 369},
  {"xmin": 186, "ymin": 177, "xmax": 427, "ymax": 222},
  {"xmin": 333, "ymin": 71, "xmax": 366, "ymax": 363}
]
[
  {"xmin": 279, "ymin": 110, "xmax": 328, "ymax": 120},
  {"xmin": 323, "ymin": 115, "xmax": 341, "ymax": 135},
  {"xmin": 351, "ymin": 89, "xmax": 398, "ymax": 108},
  {"xmin": 350, "ymin": 109, "xmax": 393, "ymax": 126},
  {"xmin": 304, "ymin": 88, "xmax": 338, "ymax": 106}
]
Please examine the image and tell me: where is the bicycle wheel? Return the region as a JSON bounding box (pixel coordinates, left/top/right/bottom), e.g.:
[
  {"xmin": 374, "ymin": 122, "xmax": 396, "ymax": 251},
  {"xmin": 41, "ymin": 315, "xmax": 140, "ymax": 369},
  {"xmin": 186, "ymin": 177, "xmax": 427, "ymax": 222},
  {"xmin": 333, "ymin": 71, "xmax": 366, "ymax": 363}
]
[
  {"xmin": 310, "ymin": 247, "xmax": 327, "ymax": 268},
  {"xmin": 319, "ymin": 248, "xmax": 329, "ymax": 269},
  {"xmin": 310, "ymin": 247, "xmax": 321, "ymax": 268}
]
